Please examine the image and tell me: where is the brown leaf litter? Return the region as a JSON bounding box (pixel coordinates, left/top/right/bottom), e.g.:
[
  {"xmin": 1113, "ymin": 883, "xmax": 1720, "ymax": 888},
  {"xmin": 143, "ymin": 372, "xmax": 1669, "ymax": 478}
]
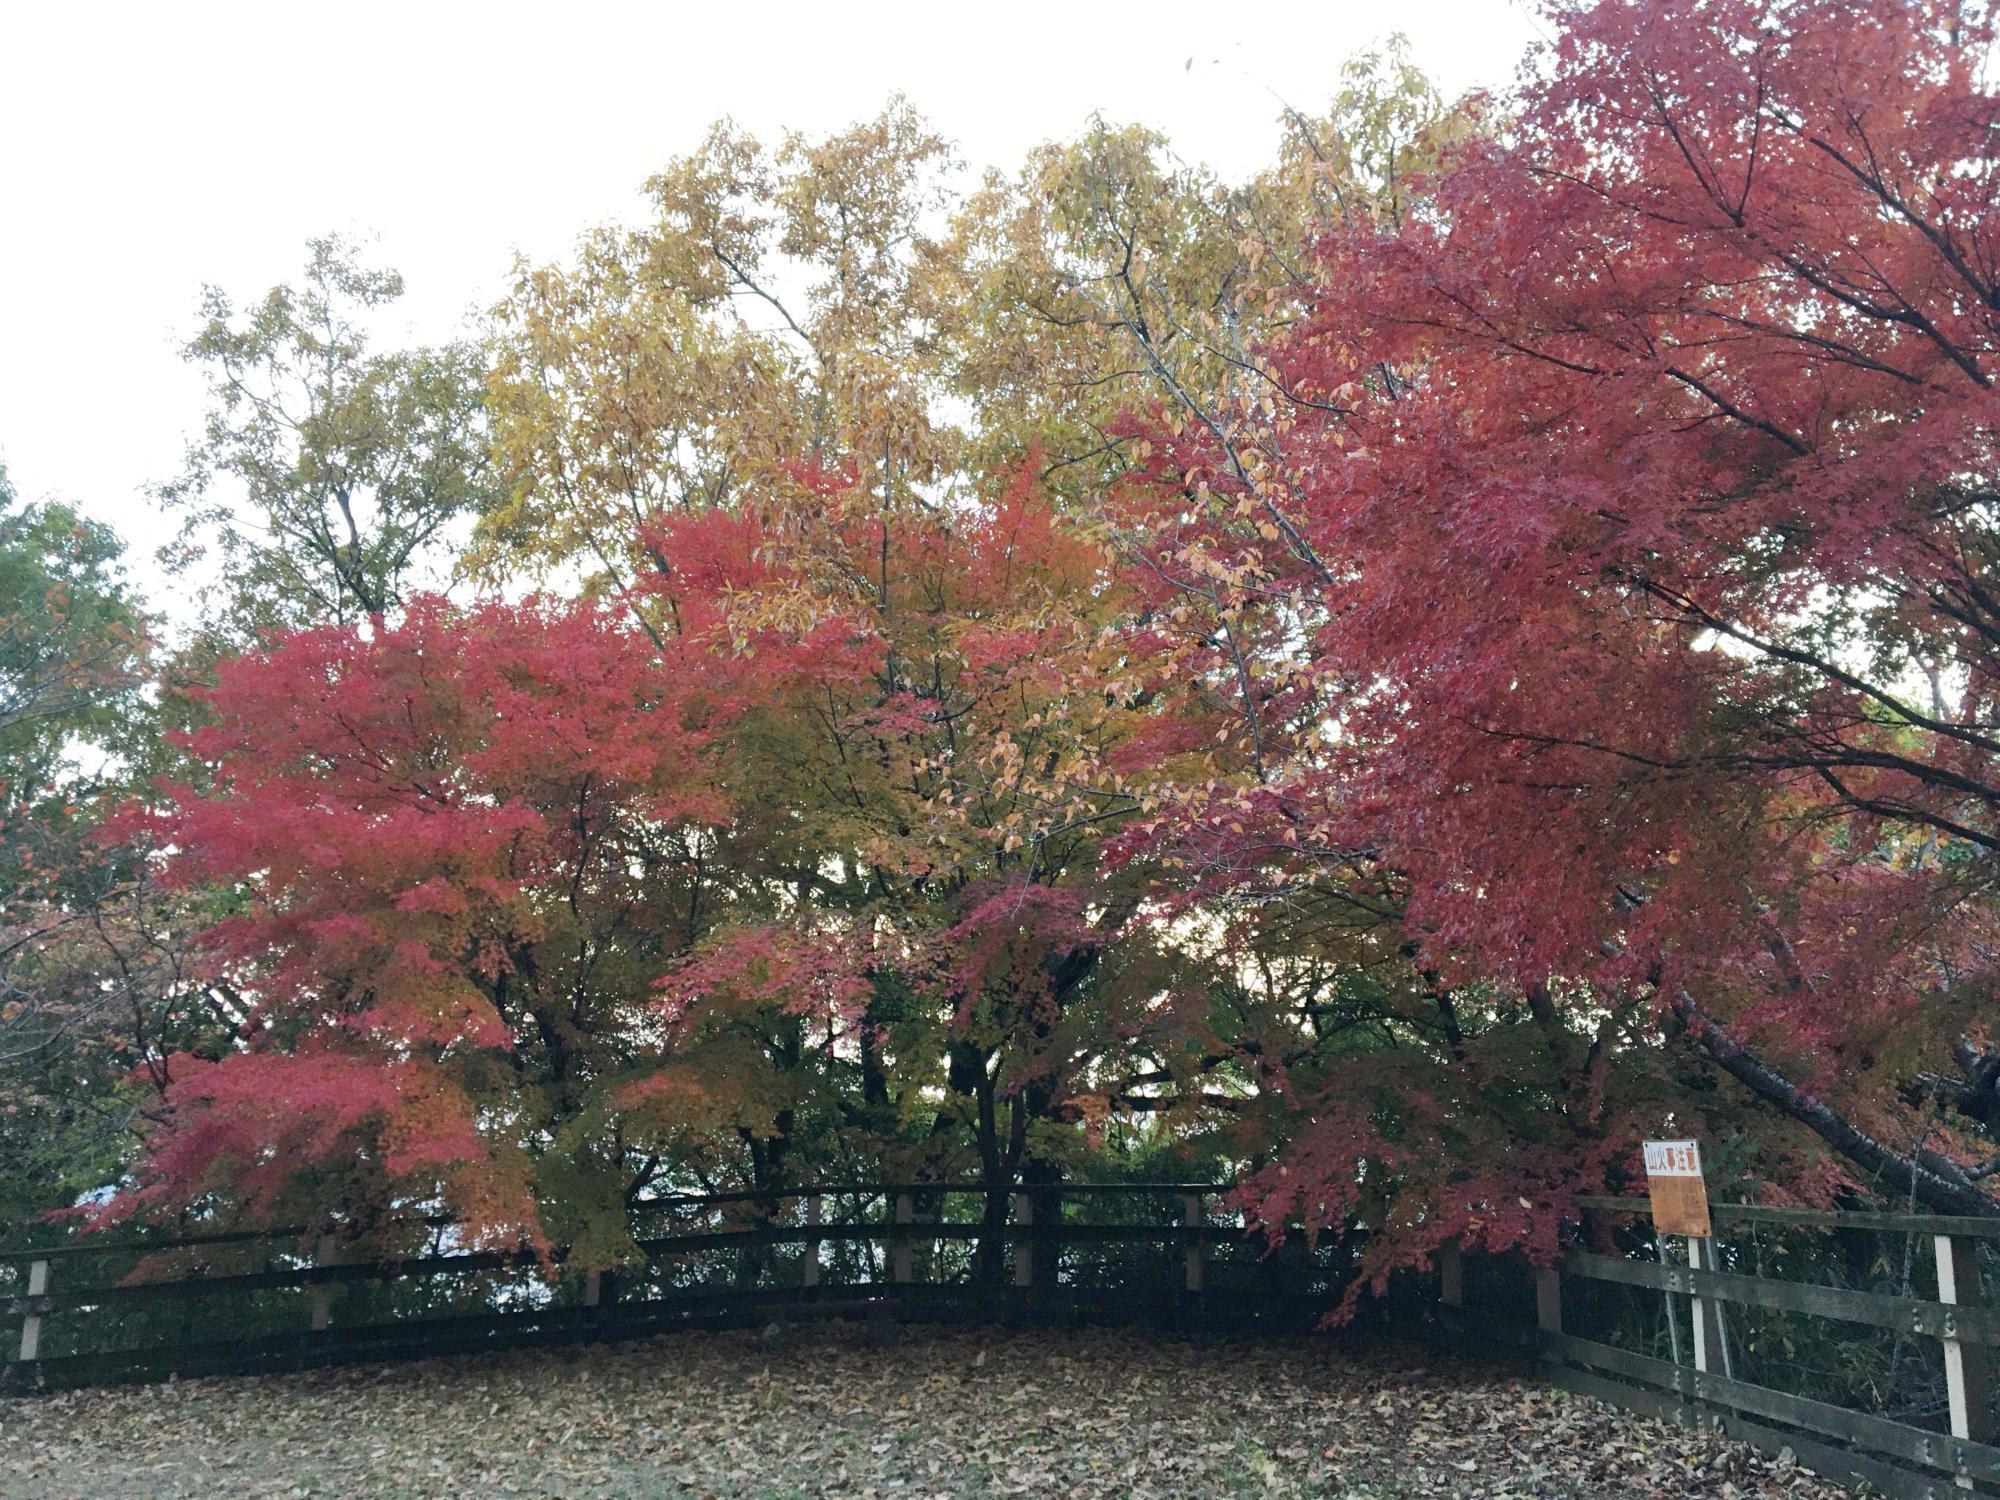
[{"xmin": 0, "ymin": 1324, "xmax": 1855, "ymax": 1498}]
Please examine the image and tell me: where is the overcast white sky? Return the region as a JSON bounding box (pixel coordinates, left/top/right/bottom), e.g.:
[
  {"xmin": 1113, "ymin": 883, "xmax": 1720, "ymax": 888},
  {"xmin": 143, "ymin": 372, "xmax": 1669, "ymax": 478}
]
[{"xmin": 0, "ymin": 0, "xmax": 1541, "ymax": 600}]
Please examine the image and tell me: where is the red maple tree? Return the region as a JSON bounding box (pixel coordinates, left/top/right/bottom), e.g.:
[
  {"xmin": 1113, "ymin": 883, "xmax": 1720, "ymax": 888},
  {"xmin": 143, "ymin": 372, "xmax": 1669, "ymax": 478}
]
[
  {"xmin": 101, "ymin": 597, "xmax": 745, "ymax": 1250},
  {"xmin": 1117, "ymin": 0, "xmax": 2000, "ymax": 1283},
  {"xmin": 85, "ymin": 0, "xmax": 2000, "ymax": 1311}
]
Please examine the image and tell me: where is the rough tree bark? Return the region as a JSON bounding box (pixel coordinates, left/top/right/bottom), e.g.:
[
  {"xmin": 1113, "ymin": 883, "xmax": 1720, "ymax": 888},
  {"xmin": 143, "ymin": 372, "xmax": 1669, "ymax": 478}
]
[{"xmin": 1672, "ymin": 993, "xmax": 2000, "ymax": 1219}]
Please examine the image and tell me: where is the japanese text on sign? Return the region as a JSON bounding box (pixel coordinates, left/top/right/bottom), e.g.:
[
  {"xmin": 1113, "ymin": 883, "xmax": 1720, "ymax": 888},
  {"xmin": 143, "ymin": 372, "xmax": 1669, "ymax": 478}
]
[{"xmin": 1642, "ymin": 1138, "xmax": 1712, "ymax": 1237}]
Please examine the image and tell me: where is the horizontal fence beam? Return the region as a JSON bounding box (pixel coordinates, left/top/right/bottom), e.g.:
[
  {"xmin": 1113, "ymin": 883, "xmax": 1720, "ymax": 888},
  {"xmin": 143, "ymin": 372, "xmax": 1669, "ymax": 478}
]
[
  {"xmin": 6, "ymin": 1245, "xmax": 550, "ymax": 1316},
  {"xmin": 1545, "ymin": 1330, "xmax": 2000, "ymax": 1483},
  {"xmin": 0, "ymin": 1181, "xmax": 1239, "ymax": 1265},
  {"xmin": 7, "ymin": 1288, "xmax": 1344, "ymax": 1392},
  {"xmin": 1431, "ymin": 1260, "xmax": 1987, "ymax": 1499},
  {"xmin": 640, "ymin": 1222, "xmax": 1246, "ymax": 1256},
  {"xmin": 1564, "ymin": 1248, "xmax": 2000, "ymax": 1344},
  {"xmin": 1543, "ymin": 1360, "xmax": 1953, "ymax": 1500},
  {"xmin": 3, "ymin": 1279, "xmax": 1345, "ymax": 1392},
  {"xmin": 1, "ymin": 1175, "xmax": 1335, "ymax": 1393},
  {"xmin": 640, "ymin": 1181, "xmax": 1232, "ymax": 1206},
  {"xmin": 1427, "ymin": 1290, "xmax": 1967, "ymax": 1500},
  {"xmin": 30, "ymin": 1182, "xmax": 1985, "ymax": 1268},
  {"xmin": 1424, "ymin": 1212, "xmax": 2000, "ymax": 1500},
  {"xmin": 3, "ymin": 1221, "xmax": 1257, "ymax": 1319},
  {"xmin": 0, "ymin": 1215, "xmax": 462, "ymax": 1265},
  {"xmin": 1576, "ymin": 1194, "xmax": 2000, "ymax": 1241}
]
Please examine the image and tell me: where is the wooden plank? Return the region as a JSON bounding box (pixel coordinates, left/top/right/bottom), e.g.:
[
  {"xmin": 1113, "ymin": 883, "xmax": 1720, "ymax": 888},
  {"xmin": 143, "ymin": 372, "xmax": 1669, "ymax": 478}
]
[
  {"xmin": 17, "ymin": 1261, "xmax": 47, "ymax": 1362},
  {"xmin": 1544, "ymin": 1362, "xmax": 1953, "ymax": 1500},
  {"xmin": 3, "ymin": 1181, "xmax": 1247, "ymax": 1264},
  {"xmin": 1183, "ymin": 1194, "xmax": 1203, "ymax": 1295},
  {"xmin": 1577, "ymin": 1195, "xmax": 2000, "ymax": 1241},
  {"xmin": 1038, "ymin": 1223, "xmax": 1246, "ymax": 1245},
  {"xmin": 307, "ymin": 1235, "xmax": 334, "ymax": 1332},
  {"xmin": 0, "ymin": 1213, "xmax": 461, "ymax": 1264},
  {"xmin": 1438, "ymin": 1242, "xmax": 1462, "ymax": 1309},
  {"xmin": 636, "ymin": 1180, "xmax": 1232, "ymax": 1209},
  {"xmin": 1013, "ymin": 1194, "xmax": 1033, "ymax": 1289},
  {"xmin": 1546, "ymin": 1361, "xmax": 1692, "ymax": 1428},
  {"xmin": 8, "ymin": 1245, "xmax": 548, "ymax": 1312},
  {"xmin": 7, "ymin": 1221, "xmax": 1251, "ymax": 1317},
  {"xmin": 801, "ymin": 1196, "xmax": 821, "ymax": 1289},
  {"xmin": 1722, "ymin": 1415, "xmax": 1957, "ymax": 1500},
  {"xmin": 634, "ymin": 1222, "xmax": 1242, "ymax": 1259},
  {"xmin": 892, "ymin": 1193, "xmax": 913, "ymax": 1284},
  {"xmin": 1564, "ymin": 1249, "xmax": 2000, "ymax": 1344},
  {"xmin": 1935, "ymin": 1231, "xmax": 1996, "ymax": 1492},
  {"xmin": 1546, "ymin": 1331, "xmax": 2000, "ymax": 1481},
  {"xmin": 1534, "ymin": 1265, "xmax": 1561, "ymax": 1334},
  {"xmin": 0, "ymin": 1227, "xmax": 303, "ymax": 1264},
  {"xmin": 2, "ymin": 1277, "xmax": 1343, "ymax": 1393},
  {"xmin": 7, "ymin": 1296, "xmax": 825, "ymax": 1391},
  {"xmin": 0, "ymin": 1185, "xmax": 1310, "ymax": 1392}
]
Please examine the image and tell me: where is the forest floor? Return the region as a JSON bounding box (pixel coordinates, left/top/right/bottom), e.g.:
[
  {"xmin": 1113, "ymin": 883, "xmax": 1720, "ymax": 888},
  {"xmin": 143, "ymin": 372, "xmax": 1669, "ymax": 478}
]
[{"xmin": 0, "ymin": 1323, "xmax": 1847, "ymax": 1499}]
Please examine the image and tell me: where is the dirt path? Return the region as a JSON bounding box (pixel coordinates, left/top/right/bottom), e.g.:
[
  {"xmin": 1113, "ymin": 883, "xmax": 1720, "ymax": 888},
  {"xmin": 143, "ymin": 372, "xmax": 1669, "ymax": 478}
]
[{"xmin": 0, "ymin": 1324, "xmax": 1846, "ymax": 1498}]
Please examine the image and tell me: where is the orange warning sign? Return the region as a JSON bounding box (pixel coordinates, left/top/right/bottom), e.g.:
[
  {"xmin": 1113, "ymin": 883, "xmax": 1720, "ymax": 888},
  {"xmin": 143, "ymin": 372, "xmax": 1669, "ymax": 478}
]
[{"xmin": 1643, "ymin": 1139, "xmax": 1712, "ymax": 1238}]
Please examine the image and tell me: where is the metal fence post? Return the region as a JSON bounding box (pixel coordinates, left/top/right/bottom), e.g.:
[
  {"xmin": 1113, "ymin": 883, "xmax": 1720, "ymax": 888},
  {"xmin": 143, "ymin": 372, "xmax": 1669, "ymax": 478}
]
[
  {"xmin": 802, "ymin": 1194, "xmax": 822, "ymax": 1289},
  {"xmin": 1654, "ymin": 1235, "xmax": 1686, "ymax": 1372},
  {"xmin": 1183, "ymin": 1193, "xmax": 1204, "ymax": 1294},
  {"xmin": 893, "ymin": 1191, "xmax": 914, "ymax": 1284},
  {"xmin": 1936, "ymin": 1230, "xmax": 1995, "ymax": 1482},
  {"xmin": 17, "ymin": 1259, "xmax": 49, "ymax": 1362},
  {"xmin": 1688, "ymin": 1235, "xmax": 1732, "ymax": 1380},
  {"xmin": 1013, "ymin": 1192, "xmax": 1034, "ymax": 1288}
]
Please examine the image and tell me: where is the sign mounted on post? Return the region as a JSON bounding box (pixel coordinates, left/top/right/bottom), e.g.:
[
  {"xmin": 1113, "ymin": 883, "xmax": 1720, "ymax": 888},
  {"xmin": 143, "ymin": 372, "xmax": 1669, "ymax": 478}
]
[{"xmin": 1643, "ymin": 1139, "xmax": 1712, "ymax": 1238}]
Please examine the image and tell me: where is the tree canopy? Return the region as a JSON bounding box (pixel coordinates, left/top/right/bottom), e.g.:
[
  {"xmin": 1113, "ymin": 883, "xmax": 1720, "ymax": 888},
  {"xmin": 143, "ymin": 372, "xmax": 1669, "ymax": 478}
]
[{"xmin": 8, "ymin": 0, "xmax": 2000, "ymax": 1308}]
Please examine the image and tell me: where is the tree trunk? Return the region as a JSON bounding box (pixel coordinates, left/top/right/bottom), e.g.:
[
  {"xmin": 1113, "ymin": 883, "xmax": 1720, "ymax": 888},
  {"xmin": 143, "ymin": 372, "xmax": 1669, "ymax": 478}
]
[{"xmin": 1674, "ymin": 993, "xmax": 2000, "ymax": 1219}]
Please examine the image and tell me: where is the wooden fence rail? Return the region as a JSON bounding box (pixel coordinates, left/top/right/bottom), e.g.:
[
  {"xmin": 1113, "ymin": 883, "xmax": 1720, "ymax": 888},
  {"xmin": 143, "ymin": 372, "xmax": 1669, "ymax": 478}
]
[
  {"xmin": 13, "ymin": 1178, "xmax": 2000, "ymax": 1500},
  {"xmin": 1441, "ymin": 1195, "xmax": 2000, "ymax": 1500},
  {"xmin": 3, "ymin": 1183, "xmax": 1326, "ymax": 1392}
]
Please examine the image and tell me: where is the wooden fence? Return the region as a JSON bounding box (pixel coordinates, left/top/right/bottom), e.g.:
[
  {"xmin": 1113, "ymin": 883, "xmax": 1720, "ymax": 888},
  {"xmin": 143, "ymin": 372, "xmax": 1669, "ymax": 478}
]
[
  {"xmin": 11, "ymin": 1179, "xmax": 2000, "ymax": 1498},
  {"xmin": 0, "ymin": 1182, "xmax": 1340, "ymax": 1392},
  {"xmin": 1437, "ymin": 1195, "xmax": 2000, "ymax": 1500}
]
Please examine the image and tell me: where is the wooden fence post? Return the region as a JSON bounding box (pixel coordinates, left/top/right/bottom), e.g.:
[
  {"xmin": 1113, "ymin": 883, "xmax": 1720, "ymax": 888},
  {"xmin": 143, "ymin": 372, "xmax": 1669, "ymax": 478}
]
[
  {"xmin": 802, "ymin": 1195, "xmax": 822, "ymax": 1289},
  {"xmin": 893, "ymin": 1192, "xmax": 914, "ymax": 1284},
  {"xmin": 1184, "ymin": 1193, "xmax": 1204, "ymax": 1294},
  {"xmin": 1936, "ymin": 1231, "xmax": 1995, "ymax": 1483},
  {"xmin": 17, "ymin": 1259, "xmax": 49, "ymax": 1362},
  {"xmin": 1687, "ymin": 1234, "xmax": 1732, "ymax": 1380},
  {"xmin": 1535, "ymin": 1263, "xmax": 1562, "ymax": 1336},
  {"xmin": 1439, "ymin": 1241, "xmax": 1463, "ymax": 1309},
  {"xmin": 1013, "ymin": 1192, "xmax": 1033, "ymax": 1288},
  {"xmin": 308, "ymin": 1237, "xmax": 333, "ymax": 1333}
]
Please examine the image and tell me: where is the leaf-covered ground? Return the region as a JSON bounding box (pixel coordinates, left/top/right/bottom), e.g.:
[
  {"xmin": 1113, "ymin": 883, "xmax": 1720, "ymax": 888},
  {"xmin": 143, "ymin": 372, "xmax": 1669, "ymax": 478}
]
[{"xmin": 0, "ymin": 1324, "xmax": 1849, "ymax": 1498}]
